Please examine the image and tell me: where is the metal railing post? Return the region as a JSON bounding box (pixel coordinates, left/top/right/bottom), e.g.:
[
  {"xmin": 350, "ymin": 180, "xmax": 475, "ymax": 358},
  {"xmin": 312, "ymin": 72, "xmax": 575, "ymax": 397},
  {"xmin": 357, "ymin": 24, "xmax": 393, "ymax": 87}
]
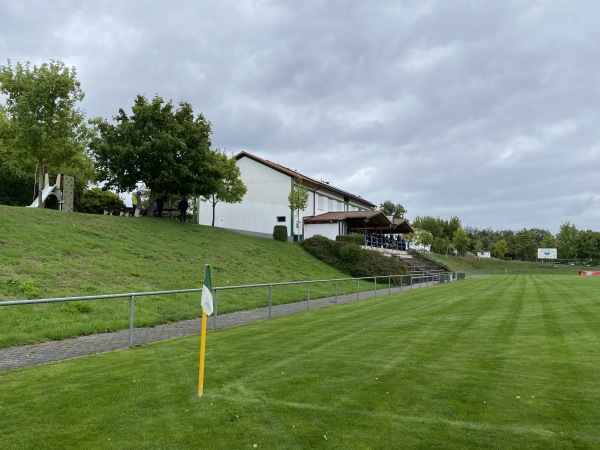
[
  {"xmin": 213, "ymin": 289, "xmax": 218, "ymax": 329},
  {"xmin": 335, "ymin": 280, "xmax": 338, "ymax": 305},
  {"xmin": 307, "ymin": 282, "xmax": 311, "ymax": 310},
  {"xmin": 357, "ymin": 278, "xmax": 360, "ymax": 300},
  {"xmin": 268, "ymin": 284, "xmax": 273, "ymax": 318},
  {"xmin": 129, "ymin": 294, "xmax": 135, "ymax": 347},
  {"xmin": 388, "ymin": 276, "xmax": 391, "ymax": 295},
  {"xmin": 374, "ymin": 277, "xmax": 377, "ymax": 298}
]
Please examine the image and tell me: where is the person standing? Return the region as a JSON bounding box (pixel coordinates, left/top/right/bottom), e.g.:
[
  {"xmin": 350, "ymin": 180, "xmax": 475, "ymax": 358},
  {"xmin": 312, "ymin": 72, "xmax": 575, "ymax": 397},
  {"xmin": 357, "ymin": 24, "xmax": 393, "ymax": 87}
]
[
  {"xmin": 178, "ymin": 196, "xmax": 188, "ymax": 222},
  {"xmin": 131, "ymin": 191, "xmax": 138, "ymax": 217},
  {"xmin": 156, "ymin": 195, "xmax": 165, "ymax": 218}
]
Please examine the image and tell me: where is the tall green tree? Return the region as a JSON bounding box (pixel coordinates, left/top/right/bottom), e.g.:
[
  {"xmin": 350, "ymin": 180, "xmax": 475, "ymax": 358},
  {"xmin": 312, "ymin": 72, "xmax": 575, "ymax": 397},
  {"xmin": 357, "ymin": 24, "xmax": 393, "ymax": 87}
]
[
  {"xmin": 0, "ymin": 60, "xmax": 92, "ymax": 207},
  {"xmin": 288, "ymin": 177, "xmax": 309, "ymax": 238},
  {"xmin": 452, "ymin": 227, "xmax": 470, "ymax": 255},
  {"xmin": 556, "ymin": 221, "xmax": 578, "ymax": 260},
  {"xmin": 411, "ymin": 216, "xmax": 445, "ymax": 238},
  {"xmin": 201, "ymin": 151, "xmax": 247, "ymax": 226},
  {"xmin": 379, "ymin": 200, "xmax": 407, "ymax": 219},
  {"xmin": 512, "ymin": 229, "xmax": 538, "ymax": 261},
  {"xmin": 90, "ymin": 95, "xmax": 219, "ymax": 213},
  {"xmin": 491, "ymin": 239, "xmax": 509, "ymax": 258}
]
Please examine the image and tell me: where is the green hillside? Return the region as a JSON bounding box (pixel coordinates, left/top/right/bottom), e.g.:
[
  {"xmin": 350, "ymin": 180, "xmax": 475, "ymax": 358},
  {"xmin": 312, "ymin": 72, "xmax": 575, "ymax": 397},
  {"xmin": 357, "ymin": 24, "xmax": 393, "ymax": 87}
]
[
  {"xmin": 0, "ymin": 206, "xmax": 360, "ymax": 346},
  {"xmin": 423, "ymin": 252, "xmax": 596, "ymax": 274}
]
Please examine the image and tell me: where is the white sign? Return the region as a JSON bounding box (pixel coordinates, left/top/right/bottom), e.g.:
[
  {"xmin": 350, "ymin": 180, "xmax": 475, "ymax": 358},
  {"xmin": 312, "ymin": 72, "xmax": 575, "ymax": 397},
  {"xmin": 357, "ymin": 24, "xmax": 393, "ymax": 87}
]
[{"xmin": 538, "ymin": 248, "xmax": 557, "ymax": 259}]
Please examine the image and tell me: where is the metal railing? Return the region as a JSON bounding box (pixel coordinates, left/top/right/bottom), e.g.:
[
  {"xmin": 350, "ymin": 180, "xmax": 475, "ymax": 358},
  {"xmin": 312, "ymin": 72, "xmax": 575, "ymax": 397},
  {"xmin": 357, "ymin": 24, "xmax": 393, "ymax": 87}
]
[{"xmin": 1, "ymin": 272, "xmax": 467, "ymax": 347}]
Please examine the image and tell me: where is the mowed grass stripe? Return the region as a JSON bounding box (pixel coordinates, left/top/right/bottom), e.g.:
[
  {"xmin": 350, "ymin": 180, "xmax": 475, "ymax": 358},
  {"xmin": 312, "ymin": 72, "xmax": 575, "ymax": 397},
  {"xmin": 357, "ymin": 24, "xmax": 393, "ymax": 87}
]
[{"xmin": 1, "ymin": 275, "xmax": 599, "ymax": 449}]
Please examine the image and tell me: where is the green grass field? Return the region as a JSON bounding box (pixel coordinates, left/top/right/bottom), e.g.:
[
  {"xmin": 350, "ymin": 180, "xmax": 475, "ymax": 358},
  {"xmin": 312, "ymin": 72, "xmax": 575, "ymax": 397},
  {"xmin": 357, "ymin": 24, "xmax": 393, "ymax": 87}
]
[{"xmin": 2, "ymin": 275, "xmax": 599, "ymax": 449}]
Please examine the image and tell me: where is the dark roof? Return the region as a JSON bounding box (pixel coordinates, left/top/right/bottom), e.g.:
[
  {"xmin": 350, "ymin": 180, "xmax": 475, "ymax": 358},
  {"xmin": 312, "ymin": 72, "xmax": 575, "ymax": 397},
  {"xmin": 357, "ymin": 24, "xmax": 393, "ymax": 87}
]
[
  {"xmin": 235, "ymin": 151, "xmax": 376, "ymax": 209},
  {"xmin": 304, "ymin": 211, "xmax": 414, "ymax": 234},
  {"xmin": 392, "ymin": 218, "xmax": 414, "ymax": 233}
]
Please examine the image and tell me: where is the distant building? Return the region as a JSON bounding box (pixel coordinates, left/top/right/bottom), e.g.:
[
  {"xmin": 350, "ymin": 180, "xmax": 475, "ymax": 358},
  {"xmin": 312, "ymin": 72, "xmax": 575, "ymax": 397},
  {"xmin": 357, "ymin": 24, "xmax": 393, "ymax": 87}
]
[
  {"xmin": 197, "ymin": 151, "xmax": 375, "ymax": 240},
  {"xmin": 477, "ymin": 251, "xmax": 491, "ymax": 258}
]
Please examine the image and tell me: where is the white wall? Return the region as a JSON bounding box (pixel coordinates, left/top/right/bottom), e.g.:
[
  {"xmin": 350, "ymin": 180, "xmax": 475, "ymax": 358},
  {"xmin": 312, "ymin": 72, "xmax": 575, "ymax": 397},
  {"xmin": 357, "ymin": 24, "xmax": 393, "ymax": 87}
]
[
  {"xmin": 198, "ymin": 157, "xmax": 292, "ymax": 235},
  {"xmin": 304, "ymin": 222, "xmax": 340, "ymax": 240},
  {"xmin": 198, "ymin": 155, "xmax": 372, "ymax": 237}
]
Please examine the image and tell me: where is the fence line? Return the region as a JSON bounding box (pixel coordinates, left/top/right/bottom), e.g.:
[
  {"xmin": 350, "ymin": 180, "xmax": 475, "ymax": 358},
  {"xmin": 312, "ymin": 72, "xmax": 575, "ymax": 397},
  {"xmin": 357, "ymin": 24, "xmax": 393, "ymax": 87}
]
[{"xmin": 1, "ymin": 272, "xmax": 470, "ymax": 347}]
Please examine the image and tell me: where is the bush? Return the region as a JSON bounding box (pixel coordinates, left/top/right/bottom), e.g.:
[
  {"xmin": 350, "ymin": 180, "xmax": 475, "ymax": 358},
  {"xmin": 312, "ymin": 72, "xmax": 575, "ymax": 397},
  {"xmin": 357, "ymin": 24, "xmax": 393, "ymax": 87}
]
[
  {"xmin": 336, "ymin": 234, "xmax": 365, "ymax": 245},
  {"xmin": 273, "ymin": 225, "xmax": 288, "ymax": 242},
  {"xmin": 301, "ymin": 236, "xmax": 408, "ymax": 284},
  {"xmin": 81, "ymin": 188, "xmax": 125, "ymax": 214},
  {"xmin": 334, "ymin": 242, "xmax": 363, "ymax": 263}
]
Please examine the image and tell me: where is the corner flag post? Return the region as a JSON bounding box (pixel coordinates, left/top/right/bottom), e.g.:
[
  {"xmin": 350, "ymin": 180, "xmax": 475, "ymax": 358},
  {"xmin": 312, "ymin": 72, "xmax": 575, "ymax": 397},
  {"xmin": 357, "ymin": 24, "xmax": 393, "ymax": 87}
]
[{"xmin": 198, "ymin": 264, "xmax": 214, "ymax": 397}]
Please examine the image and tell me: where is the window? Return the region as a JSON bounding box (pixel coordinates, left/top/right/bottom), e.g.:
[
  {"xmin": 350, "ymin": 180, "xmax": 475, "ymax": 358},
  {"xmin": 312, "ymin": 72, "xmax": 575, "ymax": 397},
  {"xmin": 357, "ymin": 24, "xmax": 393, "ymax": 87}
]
[
  {"xmin": 276, "ymin": 216, "xmax": 286, "ymax": 222},
  {"xmin": 318, "ymin": 195, "xmax": 324, "ymax": 210}
]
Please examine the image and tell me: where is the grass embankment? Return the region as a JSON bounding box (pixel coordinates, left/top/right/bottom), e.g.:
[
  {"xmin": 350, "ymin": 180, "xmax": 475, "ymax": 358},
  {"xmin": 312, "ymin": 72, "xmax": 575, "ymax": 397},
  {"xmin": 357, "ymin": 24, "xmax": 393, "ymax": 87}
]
[
  {"xmin": 0, "ymin": 206, "xmax": 366, "ymax": 347},
  {"xmin": 423, "ymin": 252, "xmax": 596, "ymax": 274},
  {"xmin": 1, "ymin": 275, "xmax": 599, "ymax": 448}
]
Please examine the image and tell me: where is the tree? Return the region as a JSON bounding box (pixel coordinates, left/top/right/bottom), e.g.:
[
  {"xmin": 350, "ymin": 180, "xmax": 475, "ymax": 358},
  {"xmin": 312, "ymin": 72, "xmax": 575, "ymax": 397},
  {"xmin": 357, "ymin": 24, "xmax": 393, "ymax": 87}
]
[
  {"xmin": 512, "ymin": 229, "xmax": 538, "ymax": 261},
  {"xmin": 379, "ymin": 200, "xmax": 407, "ymax": 219},
  {"xmin": 416, "ymin": 230, "xmax": 434, "ymax": 249},
  {"xmin": 556, "ymin": 221, "xmax": 578, "ymax": 260},
  {"xmin": 288, "ymin": 177, "xmax": 309, "ymax": 238},
  {"xmin": 411, "ymin": 216, "xmax": 445, "ymax": 238},
  {"xmin": 80, "ymin": 188, "xmax": 125, "ymax": 214},
  {"xmin": 491, "ymin": 239, "xmax": 509, "ymax": 258},
  {"xmin": 89, "ymin": 95, "xmax": 219, "ymax": 214},
  {"xmin": 201, "ymin": 151, "xmax": 247, "ymax": 226},
  {"xmin": 452, "ymin": 227, "xmax": 470, "ymax": 255},
  {"xmin": 0, "ymin": 60, "xmax": 92, "ymax": 207},
  {"xmin": 432, "ymin": 236, "xmax": 453, "ymax": 255}
]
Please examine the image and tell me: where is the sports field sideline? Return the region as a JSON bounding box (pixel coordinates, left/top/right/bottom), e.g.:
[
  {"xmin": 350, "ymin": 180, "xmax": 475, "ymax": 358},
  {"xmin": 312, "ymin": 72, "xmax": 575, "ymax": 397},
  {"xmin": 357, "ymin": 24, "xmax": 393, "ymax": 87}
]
[{"xmin": 1, "ymin": 274, "xmax": 598, "ymax": 449}]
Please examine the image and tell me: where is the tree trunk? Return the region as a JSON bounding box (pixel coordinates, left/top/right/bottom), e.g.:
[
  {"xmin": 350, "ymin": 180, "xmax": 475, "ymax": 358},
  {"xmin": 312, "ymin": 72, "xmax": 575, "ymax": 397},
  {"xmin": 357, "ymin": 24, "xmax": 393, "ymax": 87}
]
[
  {"xmin": 211, "ymin": 198, "xmax": 216, "ymax": 227},
  {"xmin": 147, "ymin": 189, "xmax": 155, "ymax": 217}
]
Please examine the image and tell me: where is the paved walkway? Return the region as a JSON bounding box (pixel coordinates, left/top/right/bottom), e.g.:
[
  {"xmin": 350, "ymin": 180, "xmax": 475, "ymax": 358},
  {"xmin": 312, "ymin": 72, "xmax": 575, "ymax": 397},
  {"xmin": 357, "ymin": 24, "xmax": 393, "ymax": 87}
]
[{"xmin": 0, "ymin": 282, "xmax": 433, "ymax": 371}]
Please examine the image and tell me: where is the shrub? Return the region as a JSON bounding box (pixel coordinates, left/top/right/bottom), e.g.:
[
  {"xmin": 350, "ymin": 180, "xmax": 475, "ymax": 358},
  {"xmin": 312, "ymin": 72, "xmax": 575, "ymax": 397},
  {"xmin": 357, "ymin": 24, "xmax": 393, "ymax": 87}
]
[
  {"xmin": 81, "ymin": 188, "xmax": 125, "ymax": 214},
  {"xmin": 337, "ymin": 242, "xmax": 363, "ymax": 263},
  {"xmin": 336, "ymin": 234, "xmax": 365, "ymax": 245},
  {"xmin": 301, "ymin": 236, "xmax": 408, "ymax": 285},
  {"xmin": 273, "ymin": 225, "xmax": 288, "ymax": 242}
]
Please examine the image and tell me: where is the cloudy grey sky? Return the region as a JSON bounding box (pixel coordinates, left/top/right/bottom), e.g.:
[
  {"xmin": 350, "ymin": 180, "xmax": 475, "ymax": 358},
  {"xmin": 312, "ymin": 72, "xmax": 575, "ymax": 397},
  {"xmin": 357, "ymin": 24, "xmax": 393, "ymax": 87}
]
[{"xmin": 2, "ymin": 0, "xmax": 599, "ymax": 233}]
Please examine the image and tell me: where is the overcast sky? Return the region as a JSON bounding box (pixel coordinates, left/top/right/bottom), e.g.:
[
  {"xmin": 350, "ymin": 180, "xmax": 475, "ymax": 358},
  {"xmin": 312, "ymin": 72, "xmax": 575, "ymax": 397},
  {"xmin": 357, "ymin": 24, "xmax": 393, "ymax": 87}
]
[{"xmin": 2, "ymin": 0, "xmax": 599, "ymax": 233}]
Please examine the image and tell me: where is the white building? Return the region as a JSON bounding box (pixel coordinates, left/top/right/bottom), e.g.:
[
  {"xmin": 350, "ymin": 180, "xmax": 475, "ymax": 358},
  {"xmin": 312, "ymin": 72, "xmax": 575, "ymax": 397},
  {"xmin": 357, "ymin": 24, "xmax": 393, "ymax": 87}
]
[{"xmin": 197, "ymin": 151, "xmax": 376, "ymax": 240}]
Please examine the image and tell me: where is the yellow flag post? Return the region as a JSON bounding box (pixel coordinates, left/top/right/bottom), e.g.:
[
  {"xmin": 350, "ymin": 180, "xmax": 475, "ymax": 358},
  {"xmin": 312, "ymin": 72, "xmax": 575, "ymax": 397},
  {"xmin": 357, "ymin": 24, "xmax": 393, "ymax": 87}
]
[{"xmin": 198, "ymin": 264, "xmax": 214, "ymax": 397}]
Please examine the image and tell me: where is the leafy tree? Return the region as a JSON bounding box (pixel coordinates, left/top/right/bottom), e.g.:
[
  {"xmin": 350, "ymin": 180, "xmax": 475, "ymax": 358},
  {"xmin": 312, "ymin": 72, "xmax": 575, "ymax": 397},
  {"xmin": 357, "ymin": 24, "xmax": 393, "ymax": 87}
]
[
  {"xmin": 288, "ymin": 177, "xmax": 309, "ymax": 238},
  {"xmin": 411, "ymin": 216, "xmax": 445, "ymax": 238},
  {"xmin": 491, "ymin": 239, "xmax": 509, "ymax": 258},
  {"xmin": 379, "ymin": 200, "xmax": 406, "ymax": 219},
  {"xmin": 445, "ymin": 216, "xmax": 462, "ymax": 239},
  {"xmin": 512, "ymin": 229, "xmax": 538, "ymax": 261},
  {"xmin": 452, "ymin": 227, "xmax": 470, "ymax": 255},
  {"xmin": 80, "ymin": 188, "xmax": 125, "ymax": 214},
  {"xmin": 0, "ymin": 60, "xmax": 92, "ymax": 207},
  {"xmin": 540, "ymin": 231, "xmax": 557, "ymax": 250},
  {"xmin": 0, "ymin": 109, "xmax": 33, "ymax": 205},
  {"xmin": 574, "ymin": 230, "xmax": 600, "ymax": 262},
  {"xmin": 416, "ymin": 230, "xmax": 434, "ymax": 249},
  {"xmin": 432, "ymin": 236, "xmax": 453, "ymax": 255},
  {"xmin": 90, "ymin": 95, "xmax": 219, "ymax": 214},
  {"xmin": 556, "ymin": 221, "xmax": 578, "ymax": 260},
  {"xmin": 201, "ymin": 150, "xmax": 247, "ymax": 226}
]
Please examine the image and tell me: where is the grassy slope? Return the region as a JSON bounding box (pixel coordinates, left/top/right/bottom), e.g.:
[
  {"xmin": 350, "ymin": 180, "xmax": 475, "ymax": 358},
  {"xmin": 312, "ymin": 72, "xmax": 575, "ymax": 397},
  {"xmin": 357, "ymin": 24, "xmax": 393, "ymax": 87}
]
[
  {"xmin": 1, "ymin": 275, "xmax": 599, "ymax": 448},
  {"xmin": 0, "ymin": 206, "xmax": 357, "ymax": 346},
  {"xmin": 423, "ymin": 252, "xmax": 597, "ymax": 274}
]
